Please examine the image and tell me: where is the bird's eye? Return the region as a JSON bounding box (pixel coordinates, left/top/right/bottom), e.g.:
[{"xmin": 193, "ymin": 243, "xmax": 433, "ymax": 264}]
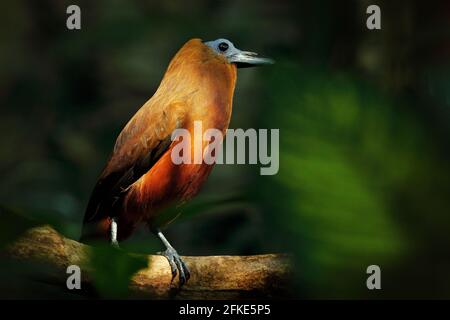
[{"xmin": 218, "ymin": 42, "xmax": 229, "ymax": 52}]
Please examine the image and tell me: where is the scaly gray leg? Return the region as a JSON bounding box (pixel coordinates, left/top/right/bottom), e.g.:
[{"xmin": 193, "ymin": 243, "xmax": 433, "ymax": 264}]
[
  {"xmin": 153, "ymin": 228, "xmax": 190, "ymax": 286},
  {"xmin": 110, "ymin": 217, "xmax": 119, "ymax": 248}
]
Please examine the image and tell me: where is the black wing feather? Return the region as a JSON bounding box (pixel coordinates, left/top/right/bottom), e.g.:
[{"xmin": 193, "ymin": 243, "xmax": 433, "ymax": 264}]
[{"xmin": 82, "ymin": 135, "xmax": 173, "ymax": 224}]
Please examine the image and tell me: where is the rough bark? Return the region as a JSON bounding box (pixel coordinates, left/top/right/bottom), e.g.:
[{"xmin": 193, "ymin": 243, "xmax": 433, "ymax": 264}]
[{"xmin": 4, "ymin": 225, "xmax": 292, "ymax": 299}]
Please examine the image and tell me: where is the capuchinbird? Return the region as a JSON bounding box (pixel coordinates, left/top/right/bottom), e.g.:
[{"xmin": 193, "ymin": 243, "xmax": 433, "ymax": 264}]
[{"xmin": 80, "ymin": 38, "xmax": 273, "ymax": 285}]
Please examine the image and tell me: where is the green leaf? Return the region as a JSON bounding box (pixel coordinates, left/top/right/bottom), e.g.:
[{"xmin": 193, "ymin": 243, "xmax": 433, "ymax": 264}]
[{"xmin": 88, "ymin": 245, "xmax": 147, "ymax": 299}]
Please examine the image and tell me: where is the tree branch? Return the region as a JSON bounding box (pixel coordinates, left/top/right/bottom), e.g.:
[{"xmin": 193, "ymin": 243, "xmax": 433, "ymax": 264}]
[{"xmin": 4, "ymin": 226, "xmax": 291, "ymax": 299}]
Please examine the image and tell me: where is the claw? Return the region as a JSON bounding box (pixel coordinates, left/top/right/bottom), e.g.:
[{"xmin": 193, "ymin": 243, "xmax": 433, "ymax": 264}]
[
  {"xmin": 180, "ymin": 258, "xmax": 191, "ymax": 281},
  {"xmin": 165, "ymin": 251, "xmax": 178, "ymax": 281},
  {"xmin": 174, "ymin": 257, "xmax": 186, "ymax": 286},
  {"xmin": 160, "ymin": 247, "xmax": 190, "ymax": 286}
]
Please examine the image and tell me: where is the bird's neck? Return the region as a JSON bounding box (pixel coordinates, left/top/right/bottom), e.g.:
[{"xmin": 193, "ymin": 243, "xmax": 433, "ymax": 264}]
[{"xmin": 157, "ymin": 54, "xmax": 237, "ymax": 133}]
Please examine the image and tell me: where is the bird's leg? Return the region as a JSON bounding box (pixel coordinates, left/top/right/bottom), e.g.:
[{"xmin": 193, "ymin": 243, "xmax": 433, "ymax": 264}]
[
  {"xmin": 152, "ymin": 228, "xmax": 190, "ymax": 286},
  {"xmin": 110, "ymin": 217, "xmax": 120, "ymax": 248}
]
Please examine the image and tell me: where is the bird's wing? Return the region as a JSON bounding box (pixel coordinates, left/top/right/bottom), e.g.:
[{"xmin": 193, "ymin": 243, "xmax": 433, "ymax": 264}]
[{"xmin": 83, "ymin": 102, "xmax": 186, "ymax": 224}]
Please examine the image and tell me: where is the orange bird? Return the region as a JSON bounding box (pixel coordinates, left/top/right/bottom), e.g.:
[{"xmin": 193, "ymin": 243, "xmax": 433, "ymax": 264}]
[{"xmin": 81, "ymin": 38, "xmax": 272, "ymax": 284}]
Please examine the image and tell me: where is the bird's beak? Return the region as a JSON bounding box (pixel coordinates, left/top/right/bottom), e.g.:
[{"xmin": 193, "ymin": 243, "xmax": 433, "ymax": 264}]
[{"xmin": 229, "ymin": 50, "xmax": 274, "ymax": 68}]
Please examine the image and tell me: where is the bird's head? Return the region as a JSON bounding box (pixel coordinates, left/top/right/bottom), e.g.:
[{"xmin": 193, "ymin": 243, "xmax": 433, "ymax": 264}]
[{"xmin": 204, "ymin": 38, "xmax": 274, "ymax": 68}]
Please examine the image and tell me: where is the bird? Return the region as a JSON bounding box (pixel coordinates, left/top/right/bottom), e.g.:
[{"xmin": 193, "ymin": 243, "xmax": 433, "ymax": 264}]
[{"xmin": 80, "ymin": 38, "xmax": 273, "ymax": 285}]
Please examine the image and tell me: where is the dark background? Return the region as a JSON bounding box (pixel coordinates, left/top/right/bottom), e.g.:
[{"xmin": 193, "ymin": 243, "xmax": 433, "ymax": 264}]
[{"xmin": 0, "ymin": 0, "xmax": 449, "ymax": 299}]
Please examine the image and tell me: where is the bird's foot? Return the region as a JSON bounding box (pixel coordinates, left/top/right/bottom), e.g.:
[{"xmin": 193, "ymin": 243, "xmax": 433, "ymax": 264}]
[
  {"xmin": 159, "ymin": 247, "xmax": 190, "ymax": 286},
  {"xmin": 110, "ymin": 239, "xmax": 120, "ymax": 248}
]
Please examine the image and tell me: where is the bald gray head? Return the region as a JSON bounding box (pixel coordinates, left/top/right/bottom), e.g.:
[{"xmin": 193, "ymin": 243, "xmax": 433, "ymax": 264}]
[{"xmin": 204, "ymin": 38, "xmax": 274, "ymax": 68}]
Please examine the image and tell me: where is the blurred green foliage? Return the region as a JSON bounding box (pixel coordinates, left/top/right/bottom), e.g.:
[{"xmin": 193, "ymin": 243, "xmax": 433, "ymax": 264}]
[
  {"xmin": 257, "ymin": 64, "xmax": 450, "ymax": 298},
  {"xmin": 0, "ymin": 206, "xmax": 37, "ymax": 250},
  {"xmin": 0, "ymin": 0, "xmax": 449, "ymax": 298},
  {"xmin": 88, "ymin": 245, "xmax": 147, "ymax": 298}
]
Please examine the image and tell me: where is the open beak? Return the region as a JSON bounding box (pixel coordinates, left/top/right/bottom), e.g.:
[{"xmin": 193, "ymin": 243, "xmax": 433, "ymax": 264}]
[{"xmin": 229, "ymin": 50, "xmax": 274, "ymax": 68}]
